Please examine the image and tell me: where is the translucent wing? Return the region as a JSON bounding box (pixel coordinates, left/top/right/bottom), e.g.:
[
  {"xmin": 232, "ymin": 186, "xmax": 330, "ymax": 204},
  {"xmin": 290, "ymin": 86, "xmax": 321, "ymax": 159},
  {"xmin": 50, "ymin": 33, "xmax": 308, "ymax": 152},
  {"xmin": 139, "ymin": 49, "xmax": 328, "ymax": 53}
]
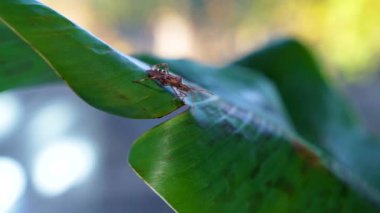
[{"xmin": 183, "ymin": 87, "xmax": 297, "ymax": 142}]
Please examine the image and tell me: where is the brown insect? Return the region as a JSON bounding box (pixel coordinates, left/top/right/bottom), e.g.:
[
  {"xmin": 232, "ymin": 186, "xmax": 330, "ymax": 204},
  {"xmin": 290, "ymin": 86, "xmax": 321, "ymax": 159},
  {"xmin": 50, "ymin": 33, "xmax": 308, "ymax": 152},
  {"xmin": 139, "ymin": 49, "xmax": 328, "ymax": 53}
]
[{"xmin": 133, "ymin": 63, "xmax": 192, "ymax": 100}]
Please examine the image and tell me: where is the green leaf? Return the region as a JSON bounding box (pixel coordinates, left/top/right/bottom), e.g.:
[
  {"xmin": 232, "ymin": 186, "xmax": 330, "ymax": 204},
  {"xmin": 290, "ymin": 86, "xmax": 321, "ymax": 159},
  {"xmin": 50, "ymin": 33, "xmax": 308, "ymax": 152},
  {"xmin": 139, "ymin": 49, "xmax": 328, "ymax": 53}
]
[
  {"xmin": 232, "ymin": 39, "xmax": 361, "ymax": 144},
  {"xmin": 130, "ymin": 112, "xmax": 375, "ymax": 212},
  {"xmin": 2, "ymin": 0, "xmax": 378, "ymax": 210},
  {"xmin": 0, "ymin": 21, "xmax": 59, "ymax": 92},
  {"xmin": 0, "ymin": 0, "xmax": 181, "ymax": 118},
  {"xmin": 137, "ymin": 55, "xmax": 294, "ymax": 134},
  {"xmin": 131, "ymin": 54, "xmax": 377, "ymax": 211},
  {"xmin": 233, "ymin": 39, "xmax": 380, "ymax": 204}
]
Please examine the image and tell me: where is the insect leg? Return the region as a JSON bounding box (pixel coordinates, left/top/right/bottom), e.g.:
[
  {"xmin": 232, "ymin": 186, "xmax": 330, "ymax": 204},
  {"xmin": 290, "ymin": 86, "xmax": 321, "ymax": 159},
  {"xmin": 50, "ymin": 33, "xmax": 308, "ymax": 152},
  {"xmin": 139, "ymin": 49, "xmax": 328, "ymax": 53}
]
[
  {"xmin": 170, "ymin": 86, "xmax": 183, "ymax": 100},
  {"xmin": 152, "ymin": 63, "xmax": 169, "ymax": 72},
  {"xmin": 178, "ymin": 90, "xmax": 187, "ymax": 100},
  {"xmin": 190, "ymin": 86, "xmax": 213, "ymax": 95},
  {"xmin": 132, "ymin": 77, "xmax": 149, "ymax": 83},
  {"xmin": 159, "ymin": 63, "xmax": 169, "ymax": 71},
  {"xmin": 133, "ymin": 75, "xmax": 160, "ymax": 84}
]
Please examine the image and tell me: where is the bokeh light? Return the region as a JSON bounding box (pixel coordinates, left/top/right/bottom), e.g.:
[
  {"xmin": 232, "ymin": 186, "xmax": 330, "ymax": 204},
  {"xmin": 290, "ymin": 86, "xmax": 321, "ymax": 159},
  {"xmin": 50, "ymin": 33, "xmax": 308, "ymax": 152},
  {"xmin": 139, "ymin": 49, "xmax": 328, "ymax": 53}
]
[
  {"xmin": 0, "ymin": 93, "xmax": 22, "ymax": 140},
  {"xmin": 27, "ymin": 101, "xmax": 76, "ymax": 145},
  {"xmin": 40, "ymin": 0, "xmax": 380, "ymax": 80},
  {"xmin": 32, "ymin": 137, "xmax": 96, "ymax": 197},
  {"xmin": 153, "ymin": 9, "xmax": 194, "ymax": 58},
  {"xmin": 0, "ymin": 157, "xmax": 26, "ymax": 213}
]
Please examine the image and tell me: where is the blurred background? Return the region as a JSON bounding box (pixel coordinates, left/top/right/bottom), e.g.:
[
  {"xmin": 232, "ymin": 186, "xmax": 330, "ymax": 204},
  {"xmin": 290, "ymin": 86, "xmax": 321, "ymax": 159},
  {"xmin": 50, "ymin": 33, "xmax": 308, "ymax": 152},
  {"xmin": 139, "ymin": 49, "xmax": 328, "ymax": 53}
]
[{"xmin": 1, "ymin": 0, "xmax": 380, "ymax": 212}]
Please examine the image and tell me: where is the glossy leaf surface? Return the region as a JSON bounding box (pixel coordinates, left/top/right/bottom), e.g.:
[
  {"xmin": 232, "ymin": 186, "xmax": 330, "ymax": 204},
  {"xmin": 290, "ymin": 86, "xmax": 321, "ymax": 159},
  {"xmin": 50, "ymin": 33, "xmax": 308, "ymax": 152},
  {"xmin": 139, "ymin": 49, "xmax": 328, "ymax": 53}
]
[
  {"xmin": 0, "ymin": 21, "xmax": 59, "ymax": 92},
  {"xmin": 1, "ymin": 0, "xmax": 379, "ymax": 211},
  {"xmin": 233, "ymin": 39, "xmax": 380, "ymax": 204},
  {"xmin": 130, "ymin": 112, "xmax": 375, "ymax": 212},
  {"xmin": 132, "ymin": 52, "xmax": 378, "ymax": 211},
  {"xmin": 0, "ymin": 0, "xmax": 181, "ymax": 118}
]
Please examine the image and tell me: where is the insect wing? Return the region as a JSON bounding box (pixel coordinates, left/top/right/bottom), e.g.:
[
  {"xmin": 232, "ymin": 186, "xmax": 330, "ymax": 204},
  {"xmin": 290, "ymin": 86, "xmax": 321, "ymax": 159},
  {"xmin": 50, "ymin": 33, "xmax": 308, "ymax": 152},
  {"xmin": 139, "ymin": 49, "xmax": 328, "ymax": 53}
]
[{"xmin": 185, "ymin": 90, "xmax": 294, "ymax": 142}]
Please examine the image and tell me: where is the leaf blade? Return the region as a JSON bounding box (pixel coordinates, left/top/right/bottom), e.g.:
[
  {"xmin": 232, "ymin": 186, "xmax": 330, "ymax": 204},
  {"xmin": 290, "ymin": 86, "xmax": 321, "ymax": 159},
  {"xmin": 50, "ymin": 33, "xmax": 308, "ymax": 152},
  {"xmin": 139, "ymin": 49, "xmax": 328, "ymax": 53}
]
[
  {"xmin": 130, "ymin": 112, "xmax": 375, "ymax": 212},
  {"xmin": 233, "ymin": 38, "xmax": 380, "ymax": 204},
  {"xmin": 0, "ymin": 21, "xmax": 59, "ymax": 92},
  {"xmin": 0, "ymin": 0, "xmax": 180, "ymax": 118}
]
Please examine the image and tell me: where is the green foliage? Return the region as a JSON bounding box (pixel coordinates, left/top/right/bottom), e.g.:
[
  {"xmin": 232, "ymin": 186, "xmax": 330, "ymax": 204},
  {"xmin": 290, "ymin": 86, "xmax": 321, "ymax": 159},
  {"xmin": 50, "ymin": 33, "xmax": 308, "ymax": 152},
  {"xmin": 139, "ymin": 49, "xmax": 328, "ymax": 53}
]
[
  {"xmin": 0, "ymin": 0, "xmax": 181, "ymax": 118},
  {"xmin": 133, "ymin": 49, "xmax": 380, "ymax": 211},
  {"xmin": 0, "ymin": 22, "xmax": 59, "ymax": 92},
  {"xmin": 233, "ymin": 40, "xmax": 380, "ymax": 206},
  {"xmin": 130, "ymin": 112, "xmax": 374, "ymax": 212},
  {"xmin": 1, "ymin": 0, "xmax": 380, "ymax": 212}
]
